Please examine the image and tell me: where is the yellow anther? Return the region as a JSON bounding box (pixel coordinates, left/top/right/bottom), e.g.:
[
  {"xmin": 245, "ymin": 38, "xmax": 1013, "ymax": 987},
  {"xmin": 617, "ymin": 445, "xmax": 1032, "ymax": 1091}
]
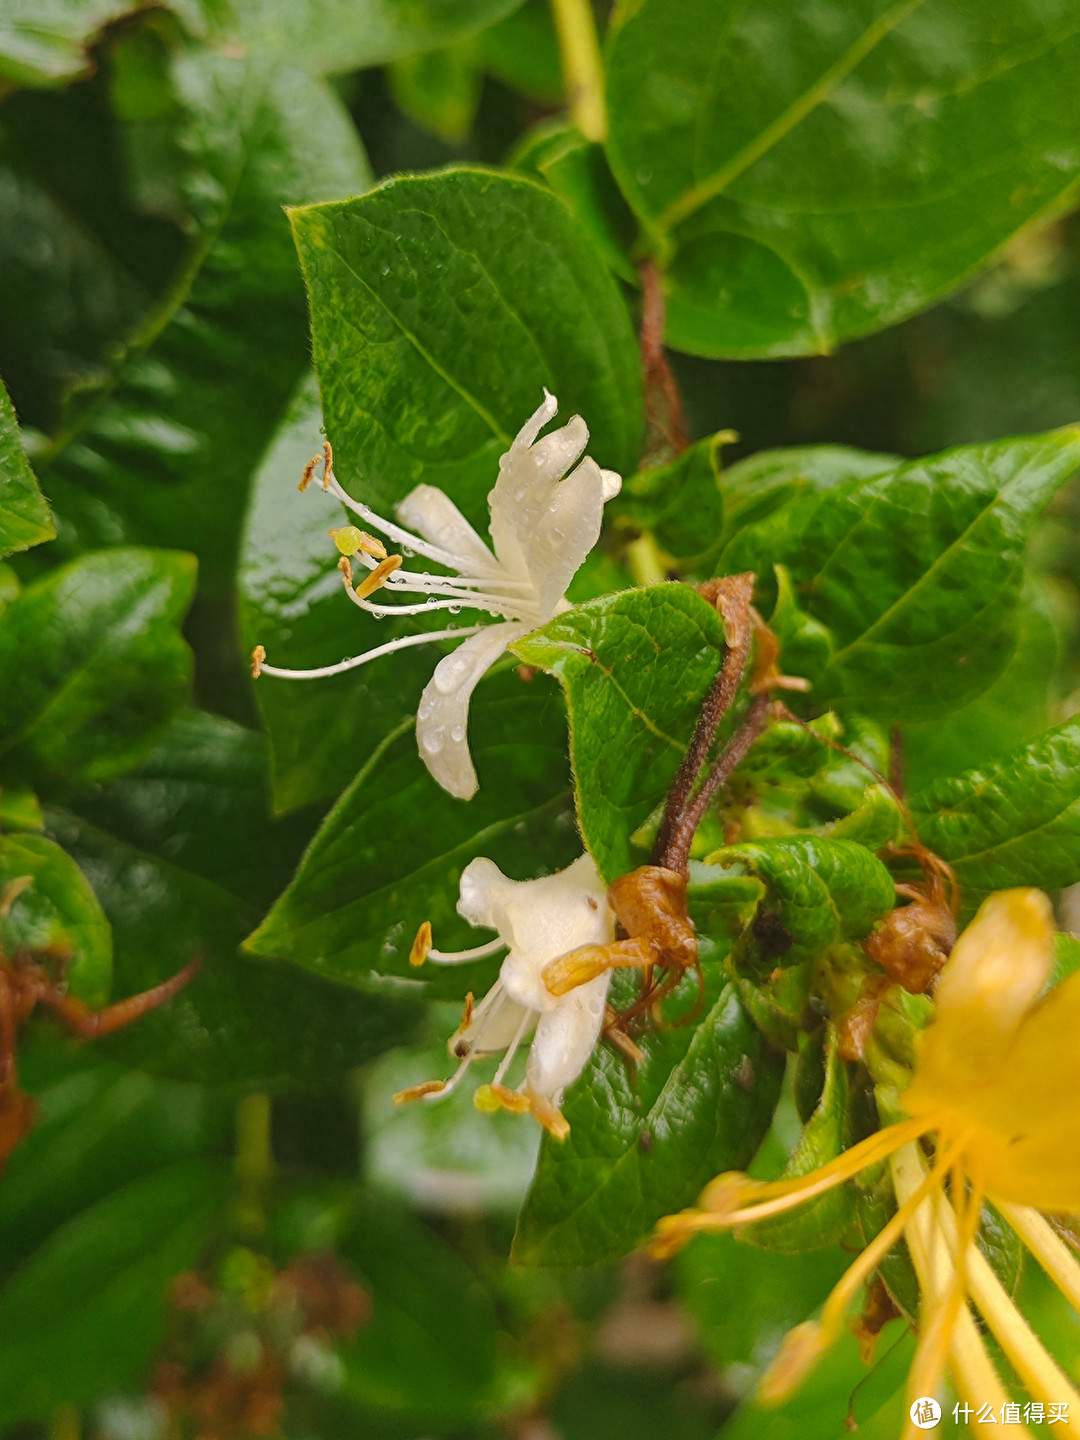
[
  {"xmin": 460, "ymin": 990, "xmax": 475, "ymax": 1029},
  {"xmin": 393, "ymin": 1080, "xmax": 446, "ymax": 1104},
  {"xmin": 473, "ymin": 1083, "xmax": 502, "ymax": 1113},
  {"xmin": 409, "ymin": 921, "xmax": 432, "ymax": 968},
  {"xmin": 299, "ymin": 455, "xmax": 319, "ymax": 492},
  {"xmin": 251, "ymin": 645, "xmax": 266, "ymax": 678},
  {"xmin": 329, "ymin": 526, "xmax": 387, "ymax": 560},
  {"xmin": 321, "ymin": 440, "xmax": 333, "ymax": 488},
  {"xmin": 356, "ymin": 554, "xmax": 403, "ymax": 600},
  {"xmin": 525, "ymin": 1088, "xmax": 570, "ymax": 1140},
  {"xmin": 337, "ymin": 555, "xmax": 353, "ymax": 584}
]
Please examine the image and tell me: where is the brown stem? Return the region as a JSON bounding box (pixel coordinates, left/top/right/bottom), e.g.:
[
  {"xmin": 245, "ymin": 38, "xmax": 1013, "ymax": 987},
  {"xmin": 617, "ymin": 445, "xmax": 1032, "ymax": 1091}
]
[
  {"xmin": 640, "ymin": 259, "xmax": 688, "ymax": 457},
  {"xmin": 662, "ymin": 693, "xmax": 771, "ymax": 875},
  {"xmin": 652, "ymin": 575, "xmax": 755, "ymax": 869}
]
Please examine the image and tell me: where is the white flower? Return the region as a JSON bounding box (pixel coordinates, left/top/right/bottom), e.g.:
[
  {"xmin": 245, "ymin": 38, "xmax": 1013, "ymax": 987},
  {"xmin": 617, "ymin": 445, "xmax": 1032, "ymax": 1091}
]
[
  {"xmin": 396, "ymin": 853, "xmax": 615, "ymax": 1138},
  {"xmin": 254, "ymin": 392, "xmax": 621, "ymax": 800}
]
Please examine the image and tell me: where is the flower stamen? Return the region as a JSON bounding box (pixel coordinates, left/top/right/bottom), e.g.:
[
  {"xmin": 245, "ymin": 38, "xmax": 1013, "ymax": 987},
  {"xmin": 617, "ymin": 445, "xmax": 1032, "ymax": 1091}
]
[{"xmin": 355, "ymin": 554, "xmax": 404, "ymax": 600}]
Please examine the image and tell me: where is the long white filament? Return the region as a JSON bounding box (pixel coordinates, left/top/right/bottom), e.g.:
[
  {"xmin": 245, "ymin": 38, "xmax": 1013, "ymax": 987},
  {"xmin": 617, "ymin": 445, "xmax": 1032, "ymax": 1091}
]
[{"xmin": 256, "ymin": 625, "xmax": 483, "ymax": 680}]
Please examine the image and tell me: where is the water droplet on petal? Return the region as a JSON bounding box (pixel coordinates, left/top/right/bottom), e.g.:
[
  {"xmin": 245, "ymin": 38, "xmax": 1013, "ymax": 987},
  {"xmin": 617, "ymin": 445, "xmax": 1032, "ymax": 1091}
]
[
  {"xmin": 450, "ymin": 724, "xmax": 465, "ymax": 743},
  {"xmin": 448, "ymin": 604, "xmax": 461, "ymax": 615},
  {"xmin": 433, "ymin": 653, "xmax": 469, "ymax": 695},
  {"xmin": 422, "ymin": 726, "xmax": 446, "ymax": 755}
]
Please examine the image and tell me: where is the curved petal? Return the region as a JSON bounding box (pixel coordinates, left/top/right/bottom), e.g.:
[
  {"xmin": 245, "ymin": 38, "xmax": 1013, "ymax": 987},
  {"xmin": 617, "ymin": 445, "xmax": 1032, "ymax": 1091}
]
[
  {"xmin": 522, "ymin": 455, "xmax": 610, "ymax": 618},
  {"xmin": 415, "ymin": 622, "xmax": 527, "ymax": 799},
  {"xmin": 904, "ymin": 888, "xmax": 1054, "ymax": 1106},
  {"xmin": 451, "ymin": 982, "xmax": 535, "ymax": 1059},
  {"xmin": 396, "ymin": 484, "xmax": 498, "ymax": 575},
  {"xmin": 526, "ymin": 971, "xmax": 611, "ymax": 1104}
]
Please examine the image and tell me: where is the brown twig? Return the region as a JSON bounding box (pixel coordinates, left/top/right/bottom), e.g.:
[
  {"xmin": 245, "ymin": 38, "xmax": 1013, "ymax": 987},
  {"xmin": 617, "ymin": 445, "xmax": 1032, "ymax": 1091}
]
[{"xmin": 640, "ymin": 259, "xmax": 688, "ymax": 458}]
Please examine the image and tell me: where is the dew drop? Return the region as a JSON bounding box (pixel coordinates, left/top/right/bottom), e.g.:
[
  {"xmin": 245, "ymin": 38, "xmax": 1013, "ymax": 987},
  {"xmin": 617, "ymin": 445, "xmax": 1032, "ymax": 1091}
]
[
  {"xmin": 433, "ymin": 654, "xmax": 470, "ymax": 695},
  {"xmin": 450, "ymin": 724, "xmax": 465, "ymax": 743},
  {"xmin": 422, "ymin": 726, "xmax": 446, "ymax": 755},
  {"xmin": 448, "ymin": 604, "xmax": 461, "ymax": 615}
]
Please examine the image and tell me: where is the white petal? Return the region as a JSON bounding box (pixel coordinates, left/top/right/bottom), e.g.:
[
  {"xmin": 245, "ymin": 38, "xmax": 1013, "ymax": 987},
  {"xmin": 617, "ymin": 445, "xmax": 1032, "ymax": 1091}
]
[
  {"xmin": 513, "ymin": 388, "xmax": 559, "ymax": 450},
  {"xmin": 523, "ymin": 454, "xmax": 610, "ymax": 618},
  {"xmin": 452, "ymin": 983, "xmax": 535, "ymax": 1058},
  {"xmin": 456, "ymin": 853, "xmax": 613, "ymax": 1010},
  {"xmin": 415, "ymin": 622, "xmax": 527, "ymax": 799},
  {"xmin": 526, "ymin": 971, "xmax": 611, "ymax": 1104},
  {"xmin": 600, "ymin": 468, "xmax": 622, "ymax": 501},
  {"xmin": 396, "ymin": 484, "xmax": 497, "ymax": 575}
]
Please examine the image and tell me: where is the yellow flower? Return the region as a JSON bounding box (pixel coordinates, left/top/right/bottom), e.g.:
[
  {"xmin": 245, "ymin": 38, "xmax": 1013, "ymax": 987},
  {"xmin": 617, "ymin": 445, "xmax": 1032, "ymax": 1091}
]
[{"xmin": 652, "ymin": 889, "xmax": 1080, "ymax": 1438}]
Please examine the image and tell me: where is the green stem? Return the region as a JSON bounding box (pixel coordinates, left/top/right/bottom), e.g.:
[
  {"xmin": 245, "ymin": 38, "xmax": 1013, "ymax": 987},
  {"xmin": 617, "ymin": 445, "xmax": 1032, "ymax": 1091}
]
[
  {"xmin": 549, "ymin": 0, "xmax": 607, "ymax": 142},
  {"xmin": 233, "ymin": 1091, "xmax": 273, "ymax": 1234}
]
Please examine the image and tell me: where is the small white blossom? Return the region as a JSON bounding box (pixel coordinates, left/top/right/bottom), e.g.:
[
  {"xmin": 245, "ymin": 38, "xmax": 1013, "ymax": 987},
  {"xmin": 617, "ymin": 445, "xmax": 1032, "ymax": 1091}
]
[
  {"xmin": 397, "ymin": 853, "xmax": 615, "ymax": 1138},
  {"xmin": 254, "ymin": 392, "xmax": 621, "ymax": 800}
]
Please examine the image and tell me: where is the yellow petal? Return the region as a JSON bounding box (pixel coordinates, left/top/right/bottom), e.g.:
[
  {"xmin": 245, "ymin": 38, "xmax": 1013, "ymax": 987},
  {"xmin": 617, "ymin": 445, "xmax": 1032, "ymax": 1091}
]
[
  {"xmin": 959, "ymin": 969, "xmax": 1080, "ymax": 1211},
  {"xmin": 903, "ymin": 888, "xmax": 1054, "ymax": 1109}
]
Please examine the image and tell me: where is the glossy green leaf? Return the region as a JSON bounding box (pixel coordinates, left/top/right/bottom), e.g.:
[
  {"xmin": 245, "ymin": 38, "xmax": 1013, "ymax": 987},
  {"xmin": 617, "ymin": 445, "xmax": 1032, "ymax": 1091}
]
[
  {"xmin": 719, "ymin": 444, "xmax": 899, "ymax": 546},
  {"xmin": 901, "ymin": 577, "xmax": 1059, "ymax": 791},
  {"xmin": 240, "ymin": 372, "xmax": 450, "ymax": 814},
  {"xmin": 230, "ymin": 0, "xmax": 526, "ymax": 74},
  {"xmin": 676, "ymin": 1230, "xmax": 847, "ymax": 1373},
  {"xmin": 290, "ymin": 166, "xmax": 641, "ymax": 519},
  {"xmin": 742, "ymin": 1033, "xmax": 863, "ymax": 1251},
  {"xmin": 614, "ymin": 434, "xmax": 727, "ymax": 564},
  {"xmin": 0, "ymin": 1055, "xmax": 229, "ymax": 1281},
  {"xmin": 0, "ymin": 0, "xmax": 201, "ymax": 88},
  {"xmin": 722, "ymin": 428, "xmax": 1080, "ymax": 721},
  {"xmin": 512, "ymin": 961, "xmax": 785, "ymax": 1267},
  {"xmin": 0, "ymin": 785, "xmax": 43, "ymax": 832},
  {"xmin": 513, "ymin": 122, "xmax": 638, "ymax": 282},
  {"xmin": 512, "ymin": 584, "xmax": 729, "ymax": 882},
  {"xmin": 705, "ymin": 837, "xmax": 896, "ymax": 975},
  {"xmin": 0, "ymin": 832, "xmax": 112, "ymax": 1005},
  {"xmin": 0, "ymin": 548, "xmax": 195, "ymax": 785},
  {"xmin": 39, "ymin": 50, "xmax": 371, "ymax": 708},
  {"xmin": 910, "ymin": 718, "xmax": 1080, "ymax": 908},
  {"xmin": 0, "ymin": 1159, "xmax": 222, "ymax": 1429},
  {"xmin": 46, "ymin": 710, "xmax": 417, "ymax": 1086},
  {"xmin": 0, "ymin": 375, "xmax": 53, "ymax": 557},
  {"xmin": 480, "ymin": 0, "xmax": 562, "ymax": 101},
  {"xmin": 606, "ymin": 0, "xmax": 1080, "ymax": 357},
  {"xmin": 717, "ymin": 1325, "xmax": 911, "ymax": 1440},
  {"xmin": 246, "ymin": 669, "xmax": 576, "ymax": 995},
  {"xmin": 339, "ymin": 1193, "xmax": 500, "ymax": 1421},
  {"xmin": 389, "ymin": 40, "xmax": 483, "ymax": 145}
]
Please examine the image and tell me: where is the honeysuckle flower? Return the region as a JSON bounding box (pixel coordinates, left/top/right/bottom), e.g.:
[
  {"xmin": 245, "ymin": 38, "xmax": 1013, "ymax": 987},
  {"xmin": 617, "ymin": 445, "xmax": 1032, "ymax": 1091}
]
[
  {"xmin": 252, "ymin": 392, "xmax": 621, "ymax": 801},
  {"xmin": 652, "ymin": 889, "xmax": 1080, "ymax": 1438},
  {"xmin": 394, "ymin": 853, "xmax": 615, "ymax": 1139}
]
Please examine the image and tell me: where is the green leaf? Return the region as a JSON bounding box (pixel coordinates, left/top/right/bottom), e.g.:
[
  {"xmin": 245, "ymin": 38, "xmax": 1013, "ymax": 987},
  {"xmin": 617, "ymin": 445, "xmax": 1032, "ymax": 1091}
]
[
  {"xmin": 606, "ymin": 0, "xmax": 1080, "ymax": 357},
  {"xmin": 742, "ymin": 1033, "xmax": 863, "ymax": 1251},
  {"xmin": 46, "ymin": 711, "xmax": 418, "ymax": 1087},
  {"xmin": 705, "ymin": 837, "xmax": 896, "ymax": 976},
  {"xmin": 910, "ymin": 718, "xmax": 1080, "ymax": 909},
  {"xmin": 722, "ymin": 428, "xmax": 1080, "ymax": 721},
  {"xmin": 0, "ymin": 1158, "xmax": 222, "ymax": 1429},
  {"xmin": 0, "ymin": 1055, "xmax": 229, "ymax": 1281},
  {"xmin": 0, "ymin": 786, "xmax": 43, "ymax": 832},
  {"xmin": 675, "ymin": 1231, "xmax": 847, "ymax": 1374},
  {"xmin": 0, "ymin": 0, "xmax": 199, "ymax": 88},
  {"xmin": 513, "ymin": 122, "xmax": 638, "ymax": 282},
  {"xmin": 240, "ymin": 372, "xmax": 443, "ymax": 814},
  {"xmin": 900, "ymin": 576, "xmax": 1059, "ymax": 791},
  {"xmin": 615, "ymin": 433, "xmax": 727, "ymax": 565},
  {"xmin": 230, "ymin": 0, "xmax": 526, "ymax": 74},
  {"xmin": 290, "ymin": 166, "xmax": 642, "ymax": 517},
  {"xmin": 339, "ymin": 1193, "xmax": 500, "ymax": 1421},
  {"xmin": 0, "ymin": 832, "xmax": 112, "ymax": 1005},
  {"xmin": 512, "ymin": 584, "xmax": 729, "ymax": 882},
  {"xmin": 246, "ymin": 669, "xmax": 576, "ymax": 995},
  {"xmin": 720, "ymin": 444, "xmax": 899, "ymax": 545},
  {"xmin": 716, "ymin": 1325, "xmax": 911, "ymax": 1440},
  {"xmin": 39, "ymin": 50, "xmax": 371, "ymax": 707},
  {"xmin": 0, "ymin": 548, "xmax": 195, "ymax": 785},
  {"xmin": 512, "ymin": 962, "xmax": 785, "ymax": 1267},
  {"xmin": 0, "ymin": 374, "xmax": 53, "ymax": 557},
  {"xmin": 389, "ymin": 40, "xmax": 483, "ymax": 145},
  {"xmin": 479, "ymin": 0, "xmax": 562, "ymax": 102}
]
